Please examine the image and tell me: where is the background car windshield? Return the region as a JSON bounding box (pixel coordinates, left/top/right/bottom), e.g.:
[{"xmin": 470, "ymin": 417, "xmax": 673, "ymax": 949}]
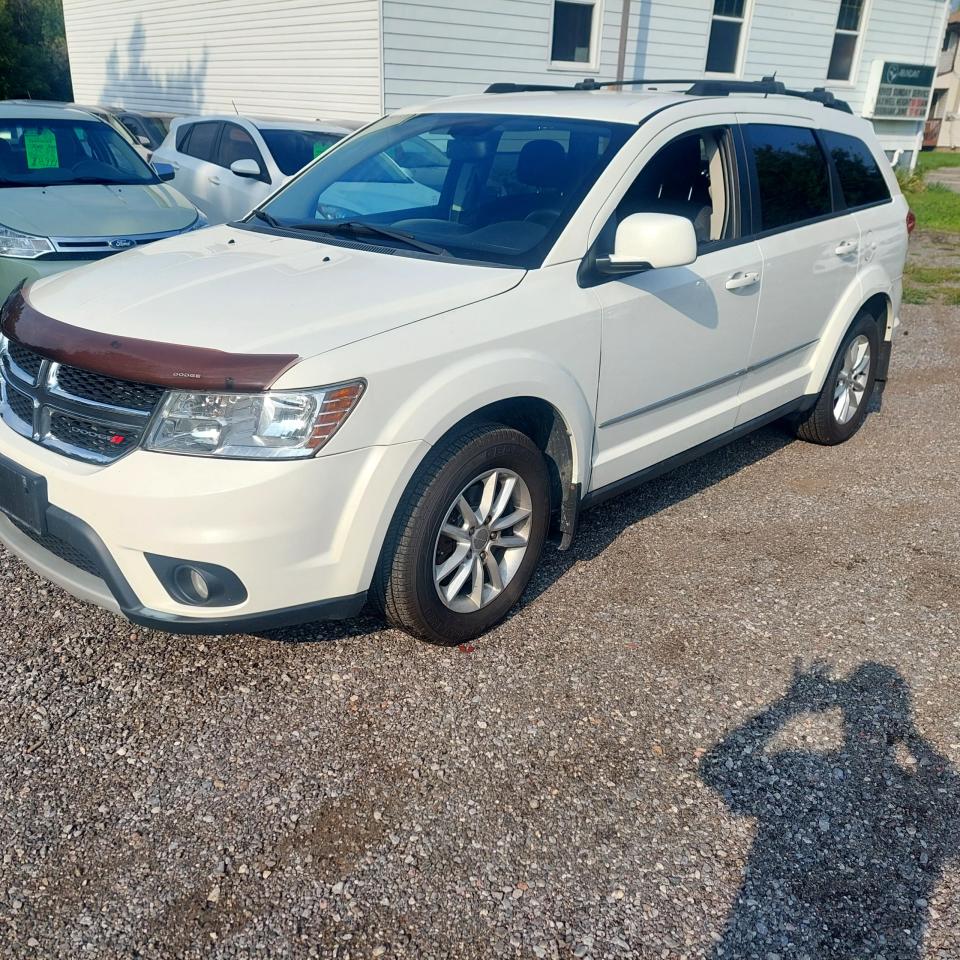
[
  {"xmin": 258, "ymin": 127, "xmax": 345, "ymax": 176},
  {"xmin": 0, "ymin": 118, "xmax": 157, "ymax": 187},
  {"xmin": 260, "ymin": 112, "xmax": 634, "ymax": 267}
]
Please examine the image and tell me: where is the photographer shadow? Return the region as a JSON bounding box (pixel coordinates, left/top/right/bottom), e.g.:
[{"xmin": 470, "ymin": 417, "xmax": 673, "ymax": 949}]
[{"xmin": 700, "ymin": 663, "xmax": 960, "ymax": 959}]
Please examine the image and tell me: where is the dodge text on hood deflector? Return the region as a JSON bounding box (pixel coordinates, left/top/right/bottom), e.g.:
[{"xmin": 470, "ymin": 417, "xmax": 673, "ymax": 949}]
[{"xmin": 1, "ymin": 287, "xmax": 299, "ymax": 392}]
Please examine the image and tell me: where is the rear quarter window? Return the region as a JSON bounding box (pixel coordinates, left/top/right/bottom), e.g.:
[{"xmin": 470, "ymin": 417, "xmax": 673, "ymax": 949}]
[
  {"xmin": 821, "ymin": 131, "xmax": 891, "ymax": 209},
  {"xmin": 745, "ymin": 124, "xmax": 832, "ymax": 232}
]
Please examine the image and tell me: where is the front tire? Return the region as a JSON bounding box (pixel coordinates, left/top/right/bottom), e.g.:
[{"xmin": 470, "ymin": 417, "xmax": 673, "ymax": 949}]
[
  {"xmin": 794, "ymin": 312, "xmax": 880, "ymax": 446},
  {"xmin": 373, "ymin": 423, "xmax": 551, "ymax": 644}
]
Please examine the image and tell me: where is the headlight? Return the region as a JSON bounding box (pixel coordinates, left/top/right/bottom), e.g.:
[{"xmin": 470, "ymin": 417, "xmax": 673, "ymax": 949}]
[
  {"xmin": 143, "ymin": 381, "xmax": 365, "ymax": 459},
  {"xmin": 182, "ymin": 211, "xmax": 209, "ymax": 233},
  {"xmin": 0, "ymin": 223, "xmax": 54, "ymax": 259}
]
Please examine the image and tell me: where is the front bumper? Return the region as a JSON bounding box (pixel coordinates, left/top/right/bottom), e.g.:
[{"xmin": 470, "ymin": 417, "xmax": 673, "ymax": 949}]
[
  {"xmin": 0, "ymin": 256, "xmax": 93, "ymax": 301},
  {"xmin": 0, "ymin": 419, "xmax": 427, "ymax": 633}
]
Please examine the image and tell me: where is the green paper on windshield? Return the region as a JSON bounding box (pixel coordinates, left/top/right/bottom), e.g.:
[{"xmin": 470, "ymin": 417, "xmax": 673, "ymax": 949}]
[
  {"xmin": 313, "ymin": 142, "xmax": 330, "ymax": 158},
  {"xmin": 24, "ymin": 129, "xmax": 59, "ymax": 169}
]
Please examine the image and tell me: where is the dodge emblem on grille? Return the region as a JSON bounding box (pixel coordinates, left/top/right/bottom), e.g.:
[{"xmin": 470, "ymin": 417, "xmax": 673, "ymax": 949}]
[{"xmin": 109, "ymin": 238, "xmax": 136, "ymax": 250}]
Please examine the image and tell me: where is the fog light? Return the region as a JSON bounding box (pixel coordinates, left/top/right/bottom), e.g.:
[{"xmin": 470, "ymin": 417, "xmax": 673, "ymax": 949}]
[
  {"xmin": 175, "ymin": 565, "xmax": 212, "ymax": 604},
  {"xmin": 189, "ymin": 568, "xmax": 210, "ymax": 602},
  {"xmin": 146, "ymin": 554, "xmax": 248, "ymax": 608}
]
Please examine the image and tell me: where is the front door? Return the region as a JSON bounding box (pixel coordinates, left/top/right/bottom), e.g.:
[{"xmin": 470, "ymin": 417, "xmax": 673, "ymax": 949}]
[{"xmin": 590, "ymin": 121, "xmax": 761, "ymax": 492}]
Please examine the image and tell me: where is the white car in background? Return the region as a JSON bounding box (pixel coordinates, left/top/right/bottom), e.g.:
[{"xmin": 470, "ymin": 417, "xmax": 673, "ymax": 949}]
[{"xmin": 151, "ymin": 116, "xmax": 362, "ymax": 223}]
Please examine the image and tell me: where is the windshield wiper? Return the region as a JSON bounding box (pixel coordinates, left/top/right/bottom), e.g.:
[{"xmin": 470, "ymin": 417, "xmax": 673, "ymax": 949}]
[
  {"xmin": 251, "ymin": 209, "xmax": 282, "ymax": 228},
  {"xmin": 282, "ymin": 219, "xmax": 448, "ymax": 256}
]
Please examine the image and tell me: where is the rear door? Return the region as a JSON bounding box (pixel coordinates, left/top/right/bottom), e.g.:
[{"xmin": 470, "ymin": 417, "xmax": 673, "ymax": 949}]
[
  {"xmin": 735, "ymin": 119, "xmax": 862, "ymax": 423},
  {"xmin": 215, "ymin": 122, "xmax": 274, "ymax": 222},
  {"xmin": 821, "ymin": 129, "xmax": 906, "ymax": 321},
  {"xmin": 169, "ymin": 121, "xmax": 224, "ymax": 220}
]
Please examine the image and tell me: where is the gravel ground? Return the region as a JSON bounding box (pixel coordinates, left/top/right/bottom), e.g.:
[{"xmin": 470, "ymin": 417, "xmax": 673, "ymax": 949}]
[{"xmin": 2, "ymin": 234, "xmax": 959, "ymax": 959}]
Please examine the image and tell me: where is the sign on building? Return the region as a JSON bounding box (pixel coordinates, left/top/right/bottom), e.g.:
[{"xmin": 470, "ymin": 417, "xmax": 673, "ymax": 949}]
[{"xmin": 863, "ymin": 61, "xmax": 936, "ymax": 120}]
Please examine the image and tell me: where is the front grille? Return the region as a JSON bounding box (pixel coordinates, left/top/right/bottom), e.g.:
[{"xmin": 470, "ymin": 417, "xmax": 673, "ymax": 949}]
[
  {"xmin": 7, "ymin": 341, "xmax": 43, "ymax": 382},
  {"xmin": 10, "ymin": 518, "xmax": 104, "ymax": 578},
  {"xmin": 48, "ymin": 411, "xmax": 142, "ymax": 457},
  {"xmin": 0, "ymin": 341, "xmax": 164, "ymax": 464},
  {"xmin": 6, "ymin": 385, "xmax": 33, "ymax": 425},
  {"xmin": 54, "ymin": 365, "xmax": 164, "ymax": 412}
]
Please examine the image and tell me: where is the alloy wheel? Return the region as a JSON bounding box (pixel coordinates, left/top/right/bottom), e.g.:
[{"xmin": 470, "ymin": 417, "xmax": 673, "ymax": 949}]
[
  {"xmin": 833, "ymin": 334, "xmax": 871, "ymax": 426},
  {"xmin": 433, "ymin": 468, "xmax": 533, "ymax": 613}
]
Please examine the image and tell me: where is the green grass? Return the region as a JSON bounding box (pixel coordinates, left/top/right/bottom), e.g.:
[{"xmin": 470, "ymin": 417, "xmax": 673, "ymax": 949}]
[
  {"xmin": 902, "ymin": 286, "xmax": 934, "ymax": 305},
  {"xmin": 917, "ymin": 151, "xmax": 960, "ymax": 175},
  {"xmin": 944, "ymin": 288, "xmax": 960, "ymax": 306},
  {"xmin": 904, "ymin": 263, "xmax": 960, "ymax": 284},
  {"xmin": 906, "ymin": 183, "xmax": 960, "ymax": 234}
]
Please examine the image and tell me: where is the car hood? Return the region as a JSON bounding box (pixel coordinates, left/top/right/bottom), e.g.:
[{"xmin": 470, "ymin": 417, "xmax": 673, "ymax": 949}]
[
  {"xmin": 0, "ymin": 183, "xmax": 198, "ymax": 237},
  {"xmin": 27, "ymin": 225, "xmax": 525, "ymax": 359}
]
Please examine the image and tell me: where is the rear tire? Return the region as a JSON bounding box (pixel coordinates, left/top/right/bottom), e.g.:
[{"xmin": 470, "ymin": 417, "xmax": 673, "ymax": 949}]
[
  {"xmin": 373, "ymin": 423, "xmax": 550, "ymax": 644},
  {"xmin": 794, "ymin": 312, "xmax": 880, "ymax": 446}
]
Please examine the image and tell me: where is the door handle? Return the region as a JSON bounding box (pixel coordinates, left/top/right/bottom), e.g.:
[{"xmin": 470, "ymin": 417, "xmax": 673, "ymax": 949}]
[
  {"xmin": 835, "ymin": 239, "xmax": 859, "ymax": 256},
  {"xmin": 725, "ymin": 271, "xmax": 760, "ymax": 291},
  {"xmin": 208, "ymin": 175, "xmax": 221, "ymax": 185}
]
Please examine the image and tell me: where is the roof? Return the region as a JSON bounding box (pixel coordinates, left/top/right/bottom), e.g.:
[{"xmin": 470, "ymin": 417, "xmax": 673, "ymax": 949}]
[
  {"xmin": 397, "ymin": 89, "xmax": 690, "ymax": 124},
  {"xmin": 0, "ymin": 102, "xmax": 102, "ymax": 122},
  {"xmin": 170, "ymin": 114, "xmax": 356, "ymax": 134},
  {"xmin": 395, "ymin": 87, "xmax": 853, "ymax": 125}
]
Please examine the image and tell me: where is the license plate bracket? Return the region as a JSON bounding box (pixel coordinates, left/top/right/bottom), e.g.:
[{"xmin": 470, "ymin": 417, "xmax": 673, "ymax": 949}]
[{"xmin": 0, "ymin": 453, "xmax": 48, "ymax": 536}]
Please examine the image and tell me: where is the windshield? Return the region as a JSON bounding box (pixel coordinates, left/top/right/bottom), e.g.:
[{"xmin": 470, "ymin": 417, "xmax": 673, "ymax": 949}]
[
  {"xmin": 122, "ymin": 114, "xmax": 171, "ymax": 150},
  {"xmin": 259, "ymin": 112, "xmax": 634, "ymax": 267},
  {"xmin": 0, "ymin": 118, "xmax": 158, "ymax": 187},
  {"xmin": 258, "ymin": 127, "xmax": 346, "ymax": 176}
]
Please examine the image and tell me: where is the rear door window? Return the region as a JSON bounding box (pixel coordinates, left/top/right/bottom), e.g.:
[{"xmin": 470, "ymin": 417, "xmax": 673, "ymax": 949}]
[
  {"xmin": 181, "ymin": 121, "xmax": 221, "ymax": 163},
  {"xmin": 821, "ymin": 131, "xmax": 891, "ymax": 209},
  {"xmin": 745, "ymin": 124, "xmax": 832, "ymax": 232}
]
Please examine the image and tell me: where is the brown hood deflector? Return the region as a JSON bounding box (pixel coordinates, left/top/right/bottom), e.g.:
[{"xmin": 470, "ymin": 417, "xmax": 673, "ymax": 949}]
[{"xmin": 1, "ymin": 287, "xmax": 299, "ymax": 392}]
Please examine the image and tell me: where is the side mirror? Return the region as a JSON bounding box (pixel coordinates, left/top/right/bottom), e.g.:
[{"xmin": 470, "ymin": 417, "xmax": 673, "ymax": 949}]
[
  {"xmin": 152, "ymin": 161, "xmax": 176, "ymax": 183},
  {"xmin": 230, "ymin": 158, "xmax": 262, "ymax": 180},
  {"xmin": 598, "ymin": 212, "xmax": 698, "ymax": 275}
]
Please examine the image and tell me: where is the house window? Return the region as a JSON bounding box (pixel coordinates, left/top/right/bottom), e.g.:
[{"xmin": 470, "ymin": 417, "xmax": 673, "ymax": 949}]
[
  {"xmin": 551, "ymin": 0, "xmax": 599, "ymax": 66},
  {"xmin": 827, "ymin": 0, "xmax": 865, "ymax": 82},
  {"xmin": 705, "ymin": 0, "xmax": 748, "ymax": 75}
]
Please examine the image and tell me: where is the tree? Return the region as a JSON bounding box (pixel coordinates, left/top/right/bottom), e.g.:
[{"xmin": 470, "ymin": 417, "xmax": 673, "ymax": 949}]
[{"xmin": 0, "ymin": 0, "xmax": 72, "ymax": 101}]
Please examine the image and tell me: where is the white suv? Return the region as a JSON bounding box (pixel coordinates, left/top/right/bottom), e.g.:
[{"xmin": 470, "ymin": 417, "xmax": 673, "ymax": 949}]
[{"xmin": 0, "ymin": 79, "xmax": 909, "ymax": 643}]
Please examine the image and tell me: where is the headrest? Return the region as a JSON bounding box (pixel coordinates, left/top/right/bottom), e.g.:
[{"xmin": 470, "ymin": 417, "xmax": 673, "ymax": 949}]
[{"xmin": 517, "ymin": 139, "xmax": 568, "ymax": 189}]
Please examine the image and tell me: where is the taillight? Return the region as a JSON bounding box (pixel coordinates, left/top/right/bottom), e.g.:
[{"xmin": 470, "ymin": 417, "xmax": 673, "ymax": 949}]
[{"xmin": 906, "ymin": 210, "xmax": 916, "ymax": 235}]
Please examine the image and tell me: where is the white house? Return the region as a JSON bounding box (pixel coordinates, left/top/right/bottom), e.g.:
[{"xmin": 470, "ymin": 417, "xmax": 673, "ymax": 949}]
[
  {"xmin": 929, "ymin": 10, "xmax": 960, "ymax": 149},
  {"xmin": 62, "ymin": 0, "xmax": 951, "ymax": 167}
]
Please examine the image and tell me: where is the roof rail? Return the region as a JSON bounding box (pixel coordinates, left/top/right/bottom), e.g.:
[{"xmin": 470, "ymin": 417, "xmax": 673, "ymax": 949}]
[
  {"xmin": 484, "ymin": 82, "xmax": 576, "ymax": 94},
  {"xmin": 483, "ymin": 76, "xmax": 853, "ymax": 113}
]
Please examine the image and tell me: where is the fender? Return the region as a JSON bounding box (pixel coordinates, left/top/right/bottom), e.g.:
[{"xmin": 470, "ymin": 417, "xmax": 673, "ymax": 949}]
[
  {"xmin": 802, "ymin": 267, "xmax": 891, "ymax": 397},
  {"xmin": 377, "ymin": 348, "xmax": 596, "ymax": 490}
]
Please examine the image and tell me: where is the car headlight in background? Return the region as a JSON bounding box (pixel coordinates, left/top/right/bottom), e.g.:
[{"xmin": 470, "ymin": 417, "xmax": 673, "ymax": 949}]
[
  {"xmin": 0, "ymin": 223, "xmax": 54, "ymax": 259},
  {"xmin": 143, "ymin": 381, "xmax": 365, "ymax": 459}
]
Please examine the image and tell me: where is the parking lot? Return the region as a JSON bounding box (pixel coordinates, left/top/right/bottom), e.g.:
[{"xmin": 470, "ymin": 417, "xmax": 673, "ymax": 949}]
[{"xmin": 1, "ymin": 229, "xmax": 959, "ymax": 958}]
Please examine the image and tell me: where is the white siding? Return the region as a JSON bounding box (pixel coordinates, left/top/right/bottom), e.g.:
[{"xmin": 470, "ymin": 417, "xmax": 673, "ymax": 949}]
[
  {"xmin": 381, "ymin": 0, "xmax": 948, "ymax": 153},
  {"xmin": 380, "ymin": 0, "xmax": 713, "ymax": 109},
  {"xmin": 62, "ymin": 0, "xmax": 382, "ymax": 123}
]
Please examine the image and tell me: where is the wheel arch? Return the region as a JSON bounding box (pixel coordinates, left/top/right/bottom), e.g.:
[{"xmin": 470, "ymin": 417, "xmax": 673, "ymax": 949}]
[{"xmin": 806, "ymin": 283, "xmax": 893, "ymax": 396}]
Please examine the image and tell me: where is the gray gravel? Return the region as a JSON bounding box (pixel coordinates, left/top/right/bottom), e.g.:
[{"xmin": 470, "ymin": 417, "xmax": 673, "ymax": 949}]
[{"xmin": 2, "ymin": 233, "xmax": 960, "ymax": 959}]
